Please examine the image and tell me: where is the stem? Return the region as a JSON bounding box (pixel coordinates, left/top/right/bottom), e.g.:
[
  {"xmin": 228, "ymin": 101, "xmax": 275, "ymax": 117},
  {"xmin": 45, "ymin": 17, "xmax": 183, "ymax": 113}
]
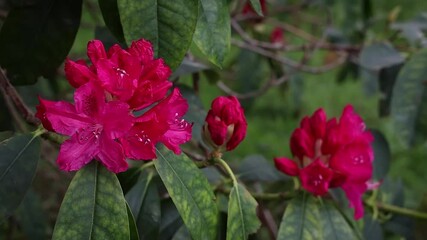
[
  {"xmin": 139, "ymin": 161, "xmax": 155, "ymax": 172},
  {"xmin": 216, "ymin": 187, "xmax": 295, "ymax": 201},
  {"xmin": 365, "ymin": 200, "xmax": 427, "ymax": 220},
  {"xmin": 0, "ymin": 68, "xmax": 40, "ymax": 126},
  {"xmin": 215, "ymin": 158, "xmax": 238, "ymax": 186}
]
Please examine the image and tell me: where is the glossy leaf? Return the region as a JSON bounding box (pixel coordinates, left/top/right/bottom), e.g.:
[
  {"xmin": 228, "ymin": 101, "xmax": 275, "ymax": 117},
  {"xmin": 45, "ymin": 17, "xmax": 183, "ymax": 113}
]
[
  {"xmin": 248, "ymin": 0, "xmax": 264, "ymax": 16},
  {"xmin": 193, "ymin": 0, "xmax": 230, "ymax": 67},
  {"xmin": 391, "ymin": 48, "xmax": 427, "ymax": 145},
  {"xmin": 126, "ymin": 203, "xmax": 140, "ymax": 240},
  {"xmin": 154, "ymin": 147, "xmax": 218, "ymax": 240},
  {"xmin": 98, "ymin": 0, "xmax": 125, "ymax": 43},
  {"xmin": 0, "ymin": 0, "xmax": 82, "ymax": 85},
  {"xmin": 0, "ymin": 133, "xmax": 40, "ymax": 219},
  {"xmin": 277, "ymin": 193, "xmax": 358, "ymax": 240},
  {"xmin": 52, "ymin": 162, "xmax": 129, "ymax": 240},
  {"xmin": 226, "ymin": 183, "xmax": 261, "ymax": 240},
  {"xmin": 118, "ymin": 0, "xmax": 199, "ymax": 70}
]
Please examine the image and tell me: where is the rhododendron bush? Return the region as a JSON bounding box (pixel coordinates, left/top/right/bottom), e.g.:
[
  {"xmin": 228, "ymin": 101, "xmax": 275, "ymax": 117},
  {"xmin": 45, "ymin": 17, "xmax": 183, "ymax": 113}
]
[{"xmin": 1, "ymin": 0, "xmax": 427, "ymax": 239}]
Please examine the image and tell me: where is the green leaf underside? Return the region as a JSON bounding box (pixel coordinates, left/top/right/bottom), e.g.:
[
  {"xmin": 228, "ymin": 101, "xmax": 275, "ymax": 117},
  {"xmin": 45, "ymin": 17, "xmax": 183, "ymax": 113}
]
[
  {"xmin": 118, "ymin": 0, "xmax": 199, "ymax": 70},
  {"xmin": 193, "ymin": 0, "xmax": 230, "ymax": 67},
  {"xmin": 226, "ymin": 183, "xmax": 261, "ymax": 240},
  {"xmin": 0, "ymin": 133, "xmax": 40, "ymax": 219},
  {"xmin": 0, "ymin": 0, "xmax": 82, "ymax": 85},
  {"xmin": 126, "ymin": 203, "xmax": 140, "ymax": 240},
  {"xmin": 52, "ymin": 162, "xmax": 129, "ymax": 240},
  {"xmin": 277, "ymin": 193, "xmax": 358, "ymax": 240},
  {"xmin": 248, "ymin": 0, "xmax": 264, "ymax": 16},
  {"xmin": 359, "ymin": 42, "xmax": 404, "ymax": 71},
  {"xmin": 391, "ymin": 48, "xmax": 427, "ymax": 145},
  {"xmin": 154, "ymin": 147, "xmax": 218, "ymax": 240}
]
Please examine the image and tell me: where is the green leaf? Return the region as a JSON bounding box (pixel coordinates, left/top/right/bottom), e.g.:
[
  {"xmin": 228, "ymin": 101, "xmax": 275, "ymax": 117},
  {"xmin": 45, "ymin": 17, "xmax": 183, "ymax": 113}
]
[
  {"xmin": 248, "ymin": 0, "xmax": 264, "ymax": 16},
  {"xmin": 370, "ymin": 129, "xmax": 391, "ymax": 180},
  {"xmin": 0, "ymin": 131, "xmax": 13, "ymax": 142},
  {"xmin": 126, "ymin": 172, "xmax": 153, "ymax": 218},
  {"xmin": 237, "ymin": 154, "xmax": 284, "ymax": 182},
  {"xmin": 15, "ymin": 189, "xmax": 48, "ymax": 239},
  {"xmin": 118, "ymin": 0, "xmax": 199, "ymax": 70},
  {"xmin": 171, "ymin": 58, "xmax": 210, "ymax": 79},
  {"xmin": 277, "ymin": 193, "xmax": 359, "ymax": 240},
  {"xmin": 391, "ymin": 48, "xmax": 427, "ymax": 145},
  {"xmin": 359, "ymin": 42, "xmax": 404, "ymax": 71},
  {"xmin": 193, "ymin": 0, "xmax": 230, "ymax": 67},
  {"xmin": 159, "ymin": 199, "xmax": 184, "ymax": 240},
  {"xmin": 98, "ymin": 0, "xmax": 126, "ymax": 43},
  {"xmin": 125, "ymin": 171, "xmax": 161, "ymax": 240},
  {"xmin": 136, "ymin": 180, "xmax": 161, "ymax": 240},
  {"xmin": 126, "ymin": 203, "xmax": 140, "ymax": 240},
  {"xmin": 226, "ymin": 183, "xmax": 261, "ymax": 240},
  {"xmin": 171, "ymin": 225, "xmax": 191, "ymax": 240},
  {"xmin": 177, "ymin": 84, "xmax": 207, "ymax": 143},
  {"xmin": 52, "ymin": 162, "xmax": 129, "ymax": 240},
  {"xmin": 0, "ymin": 133, "xmax": 40, "ymax": 219},
  {"xmin": 0, "ymin": 0, "xmax": 82, "ymax": 85},
  {"xmin": 318, "ymin": 199, "xmax": 359, "ymax": 240},
  {"xmin": 154, "ymin": 147, "xmax": 218, "ymax": 240}
]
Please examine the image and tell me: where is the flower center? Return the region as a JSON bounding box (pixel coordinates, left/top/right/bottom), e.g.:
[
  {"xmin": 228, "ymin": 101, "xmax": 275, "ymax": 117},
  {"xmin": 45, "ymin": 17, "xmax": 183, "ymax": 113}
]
[{"xmin": 77, "ymin": 124, "xmax": 103, "ymax": 144}]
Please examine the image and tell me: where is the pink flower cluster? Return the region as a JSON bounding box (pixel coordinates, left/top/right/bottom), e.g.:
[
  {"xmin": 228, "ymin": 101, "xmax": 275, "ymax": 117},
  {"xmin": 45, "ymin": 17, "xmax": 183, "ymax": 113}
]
[
  {"xmin": 36, "ymin": 39, "xmax": 192, "ymax": 173},
  {"xmin": 274, "ymin": 105, "xmax": 374, "ymax": 219},
  {"xmin": 203, "ymin": 96, "xmax": 247, "ymax": 151}
]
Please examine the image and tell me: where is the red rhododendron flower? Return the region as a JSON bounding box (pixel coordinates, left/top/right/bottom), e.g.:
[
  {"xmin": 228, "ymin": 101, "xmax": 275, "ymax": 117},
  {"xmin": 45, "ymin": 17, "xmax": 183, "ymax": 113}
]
[
  {"xmin": 36, "ymin": 82, "xmax": 133, "ymax": 173},
  {"xmin": 270, "ymin": 27, "xmax": 285, "ymax": 45},
  {"xmin": 65, "ymin": 39, "xmax": 172, "ymax": 110},
  {"xmin": 203, "ymin": 96, "xmax": 247, "ymax": 151},
  {"xmin": 274, "ymin": 105, "xmax": 375, "ymax": 219},
  {"xmin": 37, "ymin": 38, "xmax": 192, "ymax": 173},
  {"xmin": 120, "ymin": 88, "xmax": 192, "ymax": 160}
]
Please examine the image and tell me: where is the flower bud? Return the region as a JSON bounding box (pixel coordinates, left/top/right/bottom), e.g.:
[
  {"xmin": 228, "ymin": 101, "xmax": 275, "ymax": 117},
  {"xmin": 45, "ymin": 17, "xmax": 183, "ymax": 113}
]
[{"xmin": 203, "ymin": 96, "xmax": 247, "ymax": 151}]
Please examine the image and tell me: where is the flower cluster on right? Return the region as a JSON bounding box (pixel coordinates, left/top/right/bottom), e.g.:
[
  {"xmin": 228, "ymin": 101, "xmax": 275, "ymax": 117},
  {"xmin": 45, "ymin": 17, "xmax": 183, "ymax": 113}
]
[{"xmin": 274, "ymin": 105, "xmax": 375, "ymax": 219}]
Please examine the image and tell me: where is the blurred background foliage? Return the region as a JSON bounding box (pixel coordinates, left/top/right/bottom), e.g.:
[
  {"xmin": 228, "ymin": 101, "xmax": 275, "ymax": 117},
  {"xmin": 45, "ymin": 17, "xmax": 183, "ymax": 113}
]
[{"xmin": 1, "ymin": 0, "xmax": 427, "ymax": 239}]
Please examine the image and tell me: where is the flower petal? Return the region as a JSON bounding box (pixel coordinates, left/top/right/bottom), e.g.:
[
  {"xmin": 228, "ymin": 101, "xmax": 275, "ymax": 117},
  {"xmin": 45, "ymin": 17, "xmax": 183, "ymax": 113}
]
[
  {"xmin": 341, "ymin": 182, "xmax": 367, "ymax": 220},
  {"xmin": 74, "ymin": 82, "xmax": 106, "ymax": 118},
  {"xmin": 57, "ymin": 133, "xmax": 99, "ymax": 171},
  {"xmin": 64, "ymin": 59, "xmax": 95, "ymax": 88},
  {"xmin": 87, "ymin": 40, "xmax": 107, "ymax": 64},
  {"xmin": 299, "ymin": 159, "xmax": 333, "ymax": 196},
  {"xmin": 274, "ymin": 157, "xmax": 299, "ymax": 176},
  {"xmin": 36, "ymin": 97, "xmax": 91, "ymax": 136},
  {"xmin": 101, "ymin": 100, "xmax": 134, "ymax": 139},
  {"xmin": 95, "ymin": 59, "xmax": 136, "ymax": 101},
  {"xmin": 97, "ymin": 135, "xmax": 128, "ymax": 173}
]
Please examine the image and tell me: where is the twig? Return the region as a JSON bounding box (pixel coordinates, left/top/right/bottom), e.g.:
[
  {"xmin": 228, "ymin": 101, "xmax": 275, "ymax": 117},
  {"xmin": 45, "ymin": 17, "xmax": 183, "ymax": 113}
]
[
  {"xmin": 231, "ymin": 39, "xmax": 347, "ymax": 74},
  {"xmin": 254, "ymin": 183, "xmax": 278, "ymax": 240},
  {"xmin": 0, "ymin": 68, "xmax": 40, "ymax": 126}
]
